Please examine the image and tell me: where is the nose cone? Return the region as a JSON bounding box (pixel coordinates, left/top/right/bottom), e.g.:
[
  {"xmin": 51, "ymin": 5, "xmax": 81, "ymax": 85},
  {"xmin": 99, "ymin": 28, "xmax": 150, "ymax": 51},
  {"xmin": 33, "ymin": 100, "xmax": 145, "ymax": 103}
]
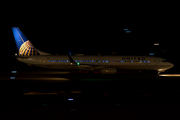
[
  {"xmin": 171, "ymin": 63, "xmax": 174, "ymax": 68},
  {"xmin": 168, "ymin": 62, "xmax": 174, "ymax": 68}
]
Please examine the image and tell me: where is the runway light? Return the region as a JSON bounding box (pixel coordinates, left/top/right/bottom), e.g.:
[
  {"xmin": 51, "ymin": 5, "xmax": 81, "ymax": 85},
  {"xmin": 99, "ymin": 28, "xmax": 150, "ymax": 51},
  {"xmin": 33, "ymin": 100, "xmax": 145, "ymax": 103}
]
[
  {"xmin": 68, "ymin": 98, "xmax": 73, "ymax": 101},
  {"xmin": 124, "ymin": 29, "xmax": 129, "ymax": 31},
  {"xmin": 154, "ymin": 43, "xmax": 159, "ymax": 45},
  {"xmin": 70, "ymin": 91, "xmax": 82, "ymax": 93},
  {"xmin": 116, "ymin": 104, "xmax": 122, "ymax": 106},
  {"xmin": 126, "ymin": 31, "xmax": 131, "ymax": 33},
  {"xmin": 149, "ymin": 53, "xmax": 154, "ymax": 55},
  {"xmin": 12, "ymin": 71, "xmax": 17, "ymax": 73},
  {"xmin": 70, "ymin": 109, "xmax": 75, "ymax": 111},
  {"xmin": 42, "ymin": 104, "xmax": 48, "ymax": 106}
]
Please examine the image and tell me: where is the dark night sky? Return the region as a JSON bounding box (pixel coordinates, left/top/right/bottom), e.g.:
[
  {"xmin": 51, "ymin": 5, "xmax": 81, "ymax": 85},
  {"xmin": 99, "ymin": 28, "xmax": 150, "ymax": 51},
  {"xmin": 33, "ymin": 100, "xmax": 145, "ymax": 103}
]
[
  {"xmin": 6, "ymin": 19, "xmax": 177, "ymax": 56},
  {"xmin": 2, "ymin": 3, "xmax": 179, "ymax": 71}
]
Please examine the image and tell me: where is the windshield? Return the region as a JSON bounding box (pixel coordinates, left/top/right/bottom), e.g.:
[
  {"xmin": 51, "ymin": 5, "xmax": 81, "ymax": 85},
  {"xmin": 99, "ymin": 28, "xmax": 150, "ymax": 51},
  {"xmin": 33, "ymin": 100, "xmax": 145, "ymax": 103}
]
[{"xmin": 162, "ymin": 60, "xmax": 167, "ymax": 62}]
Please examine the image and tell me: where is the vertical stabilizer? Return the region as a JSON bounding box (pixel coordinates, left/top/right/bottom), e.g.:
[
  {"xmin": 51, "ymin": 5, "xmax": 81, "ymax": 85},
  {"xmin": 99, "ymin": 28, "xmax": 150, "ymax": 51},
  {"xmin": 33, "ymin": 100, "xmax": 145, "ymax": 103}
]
[{"xmin": 12, "ymin": 27, "xmax": 51, "ymax": 56}]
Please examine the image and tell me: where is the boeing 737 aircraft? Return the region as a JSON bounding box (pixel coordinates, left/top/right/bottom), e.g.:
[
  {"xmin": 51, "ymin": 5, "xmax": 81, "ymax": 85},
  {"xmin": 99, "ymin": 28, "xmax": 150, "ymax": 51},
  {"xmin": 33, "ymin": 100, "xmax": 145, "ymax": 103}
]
[{"xmin": 12, "ymin": 27, "xmax": 174, "ymax": 74}]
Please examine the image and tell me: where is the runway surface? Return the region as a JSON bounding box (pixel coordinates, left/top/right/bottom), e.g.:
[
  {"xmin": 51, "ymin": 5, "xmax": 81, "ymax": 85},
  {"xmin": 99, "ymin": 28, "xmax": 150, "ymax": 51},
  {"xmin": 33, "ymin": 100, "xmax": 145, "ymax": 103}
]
[{"xmin": 1, "ymin": 70, "xmax": 180, "ymax": 119}]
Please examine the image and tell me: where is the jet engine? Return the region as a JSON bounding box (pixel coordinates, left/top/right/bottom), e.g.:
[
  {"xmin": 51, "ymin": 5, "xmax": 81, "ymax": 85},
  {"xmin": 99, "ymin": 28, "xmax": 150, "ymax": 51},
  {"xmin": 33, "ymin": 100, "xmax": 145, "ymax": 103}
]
[{"xmin": 100, "ymin": 68, "xmax": 117, "ymax": 74}]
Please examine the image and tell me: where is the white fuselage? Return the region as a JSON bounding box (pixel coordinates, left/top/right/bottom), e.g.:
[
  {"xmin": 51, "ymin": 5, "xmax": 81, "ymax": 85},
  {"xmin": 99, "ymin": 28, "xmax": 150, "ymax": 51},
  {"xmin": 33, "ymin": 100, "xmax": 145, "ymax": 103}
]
[{"xmin": 17, "ymin": 55, "xmax": 174, "ymax": 73}]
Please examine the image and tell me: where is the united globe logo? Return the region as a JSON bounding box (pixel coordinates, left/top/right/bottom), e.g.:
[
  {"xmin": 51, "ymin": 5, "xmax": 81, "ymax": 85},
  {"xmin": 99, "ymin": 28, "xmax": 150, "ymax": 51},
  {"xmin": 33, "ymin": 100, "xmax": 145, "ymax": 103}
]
[{"xmin": 19, "ymin": 40, "xmax": 39, "ymax": 56}]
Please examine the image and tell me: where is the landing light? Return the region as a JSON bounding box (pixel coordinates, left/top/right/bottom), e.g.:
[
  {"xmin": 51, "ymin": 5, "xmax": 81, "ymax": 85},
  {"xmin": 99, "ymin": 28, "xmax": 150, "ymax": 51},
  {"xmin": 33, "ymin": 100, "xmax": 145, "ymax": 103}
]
[
  {"xmin": 159, "ymin": 74, "xmax": 180, "ymax": 77},
  {"xmin": 158, "ymin": 69, "xmax": 165, "ymax": 72}
]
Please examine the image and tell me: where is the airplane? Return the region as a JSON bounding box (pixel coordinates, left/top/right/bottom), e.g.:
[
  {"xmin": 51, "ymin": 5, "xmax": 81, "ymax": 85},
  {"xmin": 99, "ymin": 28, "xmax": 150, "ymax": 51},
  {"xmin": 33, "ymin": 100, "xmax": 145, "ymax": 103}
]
[{"xmin": 12, "ymin": 27, "xmax": 174, "ymax": 74}]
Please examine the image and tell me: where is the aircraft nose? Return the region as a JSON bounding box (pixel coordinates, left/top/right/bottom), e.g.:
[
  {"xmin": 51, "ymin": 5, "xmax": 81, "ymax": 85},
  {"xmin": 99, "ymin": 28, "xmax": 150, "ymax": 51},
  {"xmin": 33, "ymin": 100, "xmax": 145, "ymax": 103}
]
[{"xmin": 169, "ymin": 62, "xmax": 174, "ymax": 68}]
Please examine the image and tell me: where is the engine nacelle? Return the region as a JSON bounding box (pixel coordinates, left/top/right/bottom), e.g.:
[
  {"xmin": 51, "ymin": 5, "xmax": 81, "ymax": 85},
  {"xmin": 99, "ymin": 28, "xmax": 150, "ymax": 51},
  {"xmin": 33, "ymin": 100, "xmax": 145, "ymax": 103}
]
[{"xmin": 101, "ymin": 68, "xmax": 117, "ymax": 74}]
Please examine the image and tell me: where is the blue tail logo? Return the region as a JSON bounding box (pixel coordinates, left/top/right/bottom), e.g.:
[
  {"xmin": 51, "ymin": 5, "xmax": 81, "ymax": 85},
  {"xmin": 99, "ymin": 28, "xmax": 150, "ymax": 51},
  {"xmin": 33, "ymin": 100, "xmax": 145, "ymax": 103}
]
[{"xmin": 12, "ymin": 27, "xmax": 40, "ymax": 56}]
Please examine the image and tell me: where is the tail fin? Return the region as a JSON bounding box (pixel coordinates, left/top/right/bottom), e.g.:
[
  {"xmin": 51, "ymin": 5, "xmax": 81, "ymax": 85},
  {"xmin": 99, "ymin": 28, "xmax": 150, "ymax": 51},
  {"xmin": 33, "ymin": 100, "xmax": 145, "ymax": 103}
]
[{"xmin": 12, "ymin": 27, "xmax": 51, "ymax": 56}]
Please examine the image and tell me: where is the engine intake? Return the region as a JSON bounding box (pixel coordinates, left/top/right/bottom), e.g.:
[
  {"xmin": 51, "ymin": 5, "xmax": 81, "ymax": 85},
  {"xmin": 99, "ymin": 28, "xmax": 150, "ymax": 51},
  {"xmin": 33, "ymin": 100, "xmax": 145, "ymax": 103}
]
[{"xmin": 101, "ymin": 68, "xmax": 117, "ymax": 74}]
